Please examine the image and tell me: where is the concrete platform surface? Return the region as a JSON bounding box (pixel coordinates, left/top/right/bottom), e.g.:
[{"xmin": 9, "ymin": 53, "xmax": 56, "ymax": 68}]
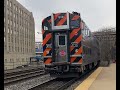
[
  {"xmin": 75, "ymin": 63, "xmax": 116, "ymax": 90},
  {"xmin": 89, "ymin": 63, "xmax": 116, "ymax": 90}
]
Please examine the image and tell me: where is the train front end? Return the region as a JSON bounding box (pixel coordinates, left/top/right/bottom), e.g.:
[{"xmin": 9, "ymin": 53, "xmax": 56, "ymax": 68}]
[{"xmin": 42, "ymin": 12, "xmax": 83, "ymax": 77}]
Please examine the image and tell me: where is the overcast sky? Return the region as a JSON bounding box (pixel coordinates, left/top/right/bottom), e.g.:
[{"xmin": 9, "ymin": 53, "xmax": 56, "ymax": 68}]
[{"xmin": 17, "ymin": 0, "xmax": 116, "ymax": 42}]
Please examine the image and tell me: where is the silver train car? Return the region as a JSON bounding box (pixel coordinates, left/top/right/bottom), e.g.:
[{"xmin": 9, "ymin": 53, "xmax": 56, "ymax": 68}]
[{"xmin": 42, "ymin": 11, "xmax": 100, "ymax": 77}]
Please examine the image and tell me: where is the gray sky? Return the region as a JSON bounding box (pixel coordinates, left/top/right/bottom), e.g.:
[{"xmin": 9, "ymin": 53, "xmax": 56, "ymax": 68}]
[{"xmin": 17, "ymin": 0, "xmax": 116, "ymax": 42}]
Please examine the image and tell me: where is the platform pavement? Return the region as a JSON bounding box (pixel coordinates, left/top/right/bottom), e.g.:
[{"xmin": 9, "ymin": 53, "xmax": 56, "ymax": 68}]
[{"xmin": 75, "ymin": 63, "xmax": 116, "ymax": 90}]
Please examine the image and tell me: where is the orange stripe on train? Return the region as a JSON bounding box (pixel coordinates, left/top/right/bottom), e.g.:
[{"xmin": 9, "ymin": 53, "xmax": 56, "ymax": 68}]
[
  {"xmin": 75, "ymin": 34, "xmax": 82, "ymax": 43},
  {"xmin": 75, "ymin": 46, "xmax": 82, "ymax": 54},
  {"xmin": 78, "ymin": 58, "xmax": 82, "ymax": 64},
  {"xmin": 54, "ymin": 13, "xmax": 61, "ymax": 20},
  {"xmin": 43, "ymin": 33, "xmax": 51, "ymax": 46},
  {"xmin": 48, "ymin": 13, "xmax": 61, "ymax": 23},
  {"xmin": 70, "ymin": 57, "xmax": 76, "ymax": 63},
  {"xmin": 70, "ymin": 28, "xmax": 80, "ymax": 39},
  {"xmin": 44, "ymin": 58, "xmax": 52, "ymax": 64},
  {"xmin": 70, "ymin": 34, "xmax": 82, "ymax": 52},
  {"xmin": 56, "ymin": 14, "xmax": 67, "ymax": 26},
  {"xmin": 70, "ymin": 46, "xmax": 74, "ymax": 52},
  {"xmin": 70, "ymin": 58, "xmax": 83, "ymax": 64},
  {"xmin": 43, "ymin": 48, "xmax": 51, "ymax": 56},
  {"xmin": 72, "ymin": 15, "xmax": 79, "ymax": 20}
]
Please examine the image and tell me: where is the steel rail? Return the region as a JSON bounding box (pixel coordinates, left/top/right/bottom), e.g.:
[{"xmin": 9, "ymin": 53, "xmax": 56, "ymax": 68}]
[{"xmin": 4, "ymin": 68, "xmax": 46, "ymax": 85}]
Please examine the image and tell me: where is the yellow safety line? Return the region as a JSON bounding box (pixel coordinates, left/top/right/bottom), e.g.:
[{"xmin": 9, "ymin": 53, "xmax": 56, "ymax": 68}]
[{"xmin": 74, "ymin": 67, "xmax": 103, "ymax": 90}]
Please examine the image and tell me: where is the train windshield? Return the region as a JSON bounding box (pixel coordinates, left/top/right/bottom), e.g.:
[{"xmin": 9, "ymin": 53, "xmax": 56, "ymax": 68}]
[{"xmin": 59, "ymin": 36, "xmax": 65, "ymax": 45}]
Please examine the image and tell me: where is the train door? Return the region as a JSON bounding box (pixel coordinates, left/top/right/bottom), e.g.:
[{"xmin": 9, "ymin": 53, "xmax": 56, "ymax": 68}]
[{"xmin": 54, "ymin": 33, "xmax": 68, "ymax": 62}]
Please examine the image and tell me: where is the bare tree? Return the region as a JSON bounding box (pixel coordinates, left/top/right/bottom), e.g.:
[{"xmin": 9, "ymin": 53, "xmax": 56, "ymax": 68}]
[{"xmin": 92, "ymin": 27, "xmax": 116, "ymax": 66}]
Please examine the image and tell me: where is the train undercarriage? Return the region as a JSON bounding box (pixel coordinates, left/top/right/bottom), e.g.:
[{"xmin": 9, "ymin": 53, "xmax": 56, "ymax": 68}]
[{"xmin": 45, "ymin": 61, "xmax": 100, "ymax": 78}]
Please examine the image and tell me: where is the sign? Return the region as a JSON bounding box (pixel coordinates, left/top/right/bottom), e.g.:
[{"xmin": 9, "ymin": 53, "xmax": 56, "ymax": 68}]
[{"xmin": 59, "ymin": 50, "xmax": 66, "ymax": 56}]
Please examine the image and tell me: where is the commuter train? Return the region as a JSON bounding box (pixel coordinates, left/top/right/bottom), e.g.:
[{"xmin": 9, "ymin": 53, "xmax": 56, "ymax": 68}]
[{"xmin": 42, "ymin": 12, "xmax": 100, "ymax": 77}]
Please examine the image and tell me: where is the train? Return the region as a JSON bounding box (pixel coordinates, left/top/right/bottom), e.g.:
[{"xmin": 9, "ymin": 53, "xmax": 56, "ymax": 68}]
[{"xmin": 42, "ymin": 11, "xmax": 100, "ymax": 77}]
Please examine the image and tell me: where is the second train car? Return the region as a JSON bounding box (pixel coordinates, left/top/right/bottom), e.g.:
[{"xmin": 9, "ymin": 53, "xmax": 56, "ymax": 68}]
[{"xmin": 42, "ymin": 11, "xmax": 100, "ymax": 77}]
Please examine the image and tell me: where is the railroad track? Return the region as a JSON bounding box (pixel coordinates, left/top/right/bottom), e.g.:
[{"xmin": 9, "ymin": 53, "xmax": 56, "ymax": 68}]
[
  {"xmin": 4, "ymin": 66, "xmax": 44, "ymax": 76},
  {"xmin": 29, "ymin": 65, "xmax": 99, "ymax": 90},
  {"xmin": 29, "ymin": 78, "xmax": 77, "ymax": 90},
  {"xmin": 4, "ymin": 67, "xmax": 46, "ymax": 85}
]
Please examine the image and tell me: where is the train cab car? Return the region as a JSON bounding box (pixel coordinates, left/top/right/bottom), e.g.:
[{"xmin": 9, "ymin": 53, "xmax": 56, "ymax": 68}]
[{"xmin": 42, "ymin": 12, "xmax": 100, "ymax": 77}]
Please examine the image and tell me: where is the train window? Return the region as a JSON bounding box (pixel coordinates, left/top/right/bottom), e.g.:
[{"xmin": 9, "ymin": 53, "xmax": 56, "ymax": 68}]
[
  {"xmin": 82, "ymin": 30, "xmax": 85, "ymax": 36},
  {"xmin": 86, "ymin": 48, "xmax": 87, "ymax": 54},
  {"xmin": 88, "ymin": 30, "xmax": 89, "ymax": 36},
  {"xmin": 86, "ymin": 48, "xmax": 88, "ymax": 54},
  {"xmin": 83, "ymin": 46, "xmax": 84, "ymax": 53},
  {"xmin": 84, "ymin": 29, "xmax": 86, "ymax": 36},
  {"xmin": 90, "ymin": 49, "xmax": 91, "ymax": 54},
  {"xmin": 86, "ymin": 29, "xmax": 88, "ymax": 36},
  {"xmin": 88, "ymin": 48, "xmax": 89, "ymax": 54},
  {"xmin": 70, "ymin": 20, "xmax": 80, "ymax": 28},
  {"xmin": 59, "ymin": 36, "xmax": 65, "ymax": 45},
  {"xmin": 88, "ymin": 48, "xmax": 90, "ymax": 54},
  {"xmin": 83, "ymin": 46, "xmax": 86, "ymax": 54}
]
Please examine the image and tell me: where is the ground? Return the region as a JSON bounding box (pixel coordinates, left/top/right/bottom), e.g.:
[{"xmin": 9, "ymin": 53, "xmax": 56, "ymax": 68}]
[{"xmin": 89, "ymin": 63, "xmax": 116, "ymax": 90}]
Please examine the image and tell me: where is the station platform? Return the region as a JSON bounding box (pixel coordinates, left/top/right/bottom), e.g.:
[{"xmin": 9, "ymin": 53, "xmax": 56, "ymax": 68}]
[{"xmin": 75, "ymin": 63, "xmax": 116, "ymax": 90}]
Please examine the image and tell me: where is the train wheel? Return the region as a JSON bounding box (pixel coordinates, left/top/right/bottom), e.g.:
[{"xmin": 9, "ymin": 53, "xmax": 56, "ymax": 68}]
[
  {"xmin": 89, "ymin": 63, "xmax": 92, "ymax": 70},
  {"xmin": 81, "ymin": 66, "xmax": 84, "ymax": 73},
  {"xmin": 85, "ymin": 65, "xmax": 88, "ymax": 71},
  {"xmin": 92, "ymin": 62, "xmax": 94, "ymax": 67},
  {"xmin": 97, "ymin": 60, "xmax": 100, "ymax": 66},
  {"xmin": 94, "ymin": 62, "xmax": 97, "ymax": 67}
]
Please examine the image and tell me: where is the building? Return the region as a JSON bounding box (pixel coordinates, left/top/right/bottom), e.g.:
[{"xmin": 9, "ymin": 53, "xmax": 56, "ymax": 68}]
[{"xmin": 4, "ymin": 0, "xmax": 35, "ymax": 70}]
